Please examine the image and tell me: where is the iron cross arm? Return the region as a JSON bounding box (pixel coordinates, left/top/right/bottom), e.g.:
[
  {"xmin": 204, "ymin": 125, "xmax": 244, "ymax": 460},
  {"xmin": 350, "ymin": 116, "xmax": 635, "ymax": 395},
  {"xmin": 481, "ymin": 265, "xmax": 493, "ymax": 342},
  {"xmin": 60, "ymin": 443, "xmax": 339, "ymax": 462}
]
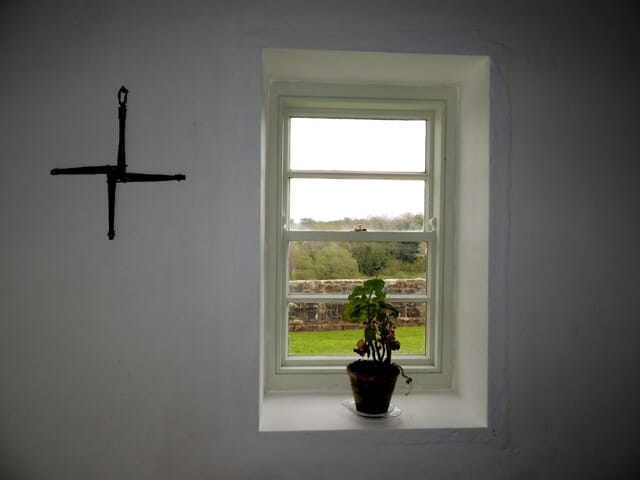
[{"xmin": 50, "ymin": 86, "xmax": 186, "ymax": 239}]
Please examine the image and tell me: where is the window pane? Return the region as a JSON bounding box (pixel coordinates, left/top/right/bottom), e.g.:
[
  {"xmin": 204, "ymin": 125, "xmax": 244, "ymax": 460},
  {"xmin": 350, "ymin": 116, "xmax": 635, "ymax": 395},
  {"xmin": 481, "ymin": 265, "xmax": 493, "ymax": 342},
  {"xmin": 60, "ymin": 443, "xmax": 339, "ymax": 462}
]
[
  {"xmin": 288, "ymin": 302, "xmax": 426, "ymax": 356},
  {"xmin": 290, "ymin": 118, "xmax": 426, "ymax": 172},
  {"xmin": 288, "ymin": 241, "xmax": 428, "ymax": 294},
  {"xmin": 289, "ymin": 179, "xmax": 424, "ymax": 230}
]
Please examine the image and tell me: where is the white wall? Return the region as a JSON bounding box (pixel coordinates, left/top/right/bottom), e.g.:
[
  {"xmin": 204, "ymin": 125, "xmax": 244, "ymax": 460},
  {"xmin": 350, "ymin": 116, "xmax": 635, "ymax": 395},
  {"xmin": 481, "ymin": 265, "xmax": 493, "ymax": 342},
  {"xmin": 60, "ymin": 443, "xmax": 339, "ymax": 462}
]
[{"xmin": 1, "ymin": 1, "xmax": 638, "ymax": 478}]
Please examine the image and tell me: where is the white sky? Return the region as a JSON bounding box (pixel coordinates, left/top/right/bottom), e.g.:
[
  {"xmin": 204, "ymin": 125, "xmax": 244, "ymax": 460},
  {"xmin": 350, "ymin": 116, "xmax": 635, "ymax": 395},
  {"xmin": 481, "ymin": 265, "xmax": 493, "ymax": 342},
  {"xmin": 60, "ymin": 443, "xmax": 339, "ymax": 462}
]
[{"xmin": 289, "ymin": 118, "xmax": 426, "ymax": 222}]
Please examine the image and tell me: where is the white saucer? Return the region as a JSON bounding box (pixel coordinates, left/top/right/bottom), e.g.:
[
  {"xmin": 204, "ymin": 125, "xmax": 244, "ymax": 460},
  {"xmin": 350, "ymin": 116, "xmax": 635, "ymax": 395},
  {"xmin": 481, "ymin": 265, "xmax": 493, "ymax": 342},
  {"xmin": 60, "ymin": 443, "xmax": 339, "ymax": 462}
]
[{"xmin": 341, "ymin": 399, "xmax": 402, "ymax": 418}]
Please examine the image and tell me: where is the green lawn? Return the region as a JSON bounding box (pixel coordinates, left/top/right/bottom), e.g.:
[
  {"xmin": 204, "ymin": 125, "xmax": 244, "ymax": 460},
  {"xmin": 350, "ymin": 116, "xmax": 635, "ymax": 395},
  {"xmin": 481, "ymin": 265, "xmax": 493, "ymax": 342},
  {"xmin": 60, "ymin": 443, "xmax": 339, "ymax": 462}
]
[{"xmin": 288, "ymin": 326, "xmax": 425, "ymax": 356}]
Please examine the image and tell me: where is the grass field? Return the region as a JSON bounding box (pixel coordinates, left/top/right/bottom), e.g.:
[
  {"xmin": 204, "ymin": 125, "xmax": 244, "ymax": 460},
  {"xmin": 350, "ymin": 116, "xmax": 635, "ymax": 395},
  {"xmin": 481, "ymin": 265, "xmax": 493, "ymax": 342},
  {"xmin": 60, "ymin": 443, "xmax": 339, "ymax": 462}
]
[{"xmin": 288, "ymin": 326, "xmax": 425, "ymax": 356}]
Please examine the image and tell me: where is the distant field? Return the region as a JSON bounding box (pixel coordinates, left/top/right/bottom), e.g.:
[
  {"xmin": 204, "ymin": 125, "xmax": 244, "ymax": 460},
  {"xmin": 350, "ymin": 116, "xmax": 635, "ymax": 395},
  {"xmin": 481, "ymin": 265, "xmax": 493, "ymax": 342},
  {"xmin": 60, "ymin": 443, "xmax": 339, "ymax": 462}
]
[{"xmin": 288, "ymin": 326, "xmax": 425, "ymax": 356}]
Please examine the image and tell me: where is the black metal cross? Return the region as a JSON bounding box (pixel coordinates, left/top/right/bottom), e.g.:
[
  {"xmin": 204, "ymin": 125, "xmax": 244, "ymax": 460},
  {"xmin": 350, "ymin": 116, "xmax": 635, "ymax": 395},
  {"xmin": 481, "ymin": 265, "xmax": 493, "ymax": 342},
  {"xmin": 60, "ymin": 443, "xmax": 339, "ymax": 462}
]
[{"xmin": 51, "ymin": 86, "xmax": 185, "ymax": 239}]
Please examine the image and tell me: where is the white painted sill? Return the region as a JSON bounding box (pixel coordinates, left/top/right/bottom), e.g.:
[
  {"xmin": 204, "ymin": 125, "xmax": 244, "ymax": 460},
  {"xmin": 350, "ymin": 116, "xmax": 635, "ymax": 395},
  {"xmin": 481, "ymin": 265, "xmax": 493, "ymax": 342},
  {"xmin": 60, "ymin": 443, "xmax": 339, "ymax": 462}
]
[{"xmin": 259, "ymin": 391, "xmax": 487, "ymax": 432}]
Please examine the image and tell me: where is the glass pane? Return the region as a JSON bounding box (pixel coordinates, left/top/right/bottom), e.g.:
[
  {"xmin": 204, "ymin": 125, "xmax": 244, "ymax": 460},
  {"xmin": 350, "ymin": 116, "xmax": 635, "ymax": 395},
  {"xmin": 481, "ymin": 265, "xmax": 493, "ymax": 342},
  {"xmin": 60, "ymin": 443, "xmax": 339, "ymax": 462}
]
[
  {"xmin": 288, "ymin": 241, "xmax": 428, "ymax": 294},
  {"xmin": 289, "ymin": 179, "xmax": 424, "ymax": 230},
  {"xmin": 288, "ymin": 302, "xmax": 426, "ymax": 356},
  {"xmin": 290, "ymin": 118, "xmax": 426, "ymax": 172}
]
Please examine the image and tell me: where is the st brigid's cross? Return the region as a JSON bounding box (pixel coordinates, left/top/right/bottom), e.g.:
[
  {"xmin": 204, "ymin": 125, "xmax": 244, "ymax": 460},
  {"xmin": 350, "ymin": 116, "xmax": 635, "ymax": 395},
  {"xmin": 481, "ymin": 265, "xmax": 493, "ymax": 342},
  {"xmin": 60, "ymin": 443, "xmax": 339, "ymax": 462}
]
[{"xmin": 51, "ymin": 86, "xmax": 185, "ymax": 239}]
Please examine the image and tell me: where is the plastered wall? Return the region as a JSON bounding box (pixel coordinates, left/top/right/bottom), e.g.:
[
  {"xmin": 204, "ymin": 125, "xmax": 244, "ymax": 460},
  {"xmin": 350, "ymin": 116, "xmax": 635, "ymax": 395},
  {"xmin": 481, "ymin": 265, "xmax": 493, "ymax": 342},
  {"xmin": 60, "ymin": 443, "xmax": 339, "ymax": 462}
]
[{"xmin": 1, "ymin": 1, "xmax": 639, "ymax": 478}]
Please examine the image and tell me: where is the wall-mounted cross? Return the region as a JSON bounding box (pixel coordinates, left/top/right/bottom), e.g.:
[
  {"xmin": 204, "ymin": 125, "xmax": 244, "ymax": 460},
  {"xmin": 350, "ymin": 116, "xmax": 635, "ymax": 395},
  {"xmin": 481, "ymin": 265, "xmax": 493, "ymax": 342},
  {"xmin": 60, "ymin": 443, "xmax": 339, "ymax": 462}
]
[{"xmin": 51, "ymin": 86, "xmax": 186, "ymax": 239}]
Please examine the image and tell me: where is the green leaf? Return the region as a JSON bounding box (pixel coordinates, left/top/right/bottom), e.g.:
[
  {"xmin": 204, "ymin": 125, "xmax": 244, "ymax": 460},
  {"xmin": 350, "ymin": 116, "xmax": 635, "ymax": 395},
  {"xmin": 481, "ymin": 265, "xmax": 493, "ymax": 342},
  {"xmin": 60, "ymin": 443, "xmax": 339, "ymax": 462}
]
[
  {"xmin": 363, "ymin": 278, "xmax": 385, "ymax": 295},
  {"xmin": 348, "ymin": 285, "xmax": 366, "ymax": 300},
  {"xmin": 380, "ymin": 302, "xmax": 399, "ymax": 317},
  {"xmin": 342, "ymin": 302, "xmax": 365, "ymax": 322}
]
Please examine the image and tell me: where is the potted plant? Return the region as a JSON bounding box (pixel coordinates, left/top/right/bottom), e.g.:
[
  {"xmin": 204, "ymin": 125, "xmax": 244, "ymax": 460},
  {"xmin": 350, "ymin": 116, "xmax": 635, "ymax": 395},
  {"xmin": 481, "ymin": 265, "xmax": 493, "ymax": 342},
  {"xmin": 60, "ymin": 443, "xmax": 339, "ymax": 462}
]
[{"xmin": 343, "ymin": 278, "xmax": 412, "ymax": 415}]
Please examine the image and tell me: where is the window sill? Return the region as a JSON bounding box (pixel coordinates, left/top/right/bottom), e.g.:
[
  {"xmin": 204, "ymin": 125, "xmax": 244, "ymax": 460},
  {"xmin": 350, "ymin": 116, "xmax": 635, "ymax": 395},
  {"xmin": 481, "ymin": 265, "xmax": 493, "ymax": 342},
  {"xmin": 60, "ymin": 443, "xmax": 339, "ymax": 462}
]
[{"xmin": 259, "ymin": 391, "xmax": 487, "ymax": 432}]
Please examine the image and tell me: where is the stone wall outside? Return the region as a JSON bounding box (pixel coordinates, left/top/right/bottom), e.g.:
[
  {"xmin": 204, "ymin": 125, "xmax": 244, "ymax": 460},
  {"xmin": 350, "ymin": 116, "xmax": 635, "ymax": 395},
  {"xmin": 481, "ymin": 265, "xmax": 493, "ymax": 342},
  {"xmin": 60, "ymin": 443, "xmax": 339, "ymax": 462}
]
[{"xmin": 288, "ymin": 278, "xmax": 426, "ymax": 331}]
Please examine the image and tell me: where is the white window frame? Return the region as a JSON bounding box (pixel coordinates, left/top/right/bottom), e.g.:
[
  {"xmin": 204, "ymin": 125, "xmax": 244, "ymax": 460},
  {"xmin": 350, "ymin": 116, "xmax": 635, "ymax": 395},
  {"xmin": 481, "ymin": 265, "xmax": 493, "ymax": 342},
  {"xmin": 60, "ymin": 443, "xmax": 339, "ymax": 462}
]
[{"xmin": 264, "ymin": 82, "xmax": 457, "ymax": 392}]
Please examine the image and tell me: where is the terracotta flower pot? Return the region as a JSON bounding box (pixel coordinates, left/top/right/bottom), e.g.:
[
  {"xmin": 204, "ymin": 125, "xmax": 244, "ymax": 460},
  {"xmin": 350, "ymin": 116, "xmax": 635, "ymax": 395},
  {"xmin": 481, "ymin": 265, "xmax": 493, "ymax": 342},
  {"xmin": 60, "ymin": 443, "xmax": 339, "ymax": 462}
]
[{"xmin": 347, "ymin": 360, "xmax": 400, "ymax": 415}]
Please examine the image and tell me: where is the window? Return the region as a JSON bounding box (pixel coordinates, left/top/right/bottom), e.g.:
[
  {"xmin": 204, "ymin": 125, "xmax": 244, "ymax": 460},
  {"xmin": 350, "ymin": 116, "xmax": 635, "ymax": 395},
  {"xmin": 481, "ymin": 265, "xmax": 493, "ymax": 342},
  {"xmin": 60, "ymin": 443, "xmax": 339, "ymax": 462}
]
[
  {"xmin": 260, "ymin": 50, "xmax": 491, "ymax": 431},
  {"xmin": 264, "ymin": 82, "xmax": 457, "ymax": 391}
]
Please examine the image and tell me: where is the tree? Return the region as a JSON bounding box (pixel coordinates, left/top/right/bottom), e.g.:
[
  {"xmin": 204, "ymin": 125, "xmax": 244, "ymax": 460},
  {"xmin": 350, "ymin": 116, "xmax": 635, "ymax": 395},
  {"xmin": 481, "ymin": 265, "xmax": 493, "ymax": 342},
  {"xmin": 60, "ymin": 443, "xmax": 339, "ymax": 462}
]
[
  {"xmin": 290, "ymin": 242, "xmax": 359, "ymax": 280},
  {"xmin": 314, "ymin": 244, "xmax": 359, "ymax": 279},
  {"xmin": 393, "ymin": 241, "xmax": 421, "ymax": 263},
  {"xmin": 350, "ymin": 242, "xmax": 391, "ymax": 276},
  {"xmin": 289, "ymin": 243, "xmax": 317, "ymax": 280}
]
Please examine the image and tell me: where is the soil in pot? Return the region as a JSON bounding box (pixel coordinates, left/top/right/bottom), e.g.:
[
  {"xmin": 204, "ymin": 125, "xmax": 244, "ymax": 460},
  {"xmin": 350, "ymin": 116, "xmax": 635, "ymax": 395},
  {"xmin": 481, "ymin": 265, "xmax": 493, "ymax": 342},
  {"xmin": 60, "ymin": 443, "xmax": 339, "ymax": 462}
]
[{"xmin": 347, "ymin": 360, "xmax": 400, "ymax": 415}]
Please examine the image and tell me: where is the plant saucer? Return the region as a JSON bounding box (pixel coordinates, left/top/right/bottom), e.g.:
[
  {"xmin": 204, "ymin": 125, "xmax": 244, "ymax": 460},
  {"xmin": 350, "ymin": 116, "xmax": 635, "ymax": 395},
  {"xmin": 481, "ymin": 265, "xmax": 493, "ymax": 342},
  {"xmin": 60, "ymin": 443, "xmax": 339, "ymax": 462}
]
[{"xmin": 341, "ymin": 399, "xmax": 402, "ymax": 418}]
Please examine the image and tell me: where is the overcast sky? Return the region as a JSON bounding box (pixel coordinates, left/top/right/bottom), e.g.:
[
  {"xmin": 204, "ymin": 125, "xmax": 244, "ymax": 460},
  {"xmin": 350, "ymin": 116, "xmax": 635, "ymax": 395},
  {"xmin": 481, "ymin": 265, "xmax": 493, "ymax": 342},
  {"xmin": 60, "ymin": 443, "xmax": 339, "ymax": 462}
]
[{"xmin": 289, "ymin": 118, "xmax": 426, "ymax": 222}]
